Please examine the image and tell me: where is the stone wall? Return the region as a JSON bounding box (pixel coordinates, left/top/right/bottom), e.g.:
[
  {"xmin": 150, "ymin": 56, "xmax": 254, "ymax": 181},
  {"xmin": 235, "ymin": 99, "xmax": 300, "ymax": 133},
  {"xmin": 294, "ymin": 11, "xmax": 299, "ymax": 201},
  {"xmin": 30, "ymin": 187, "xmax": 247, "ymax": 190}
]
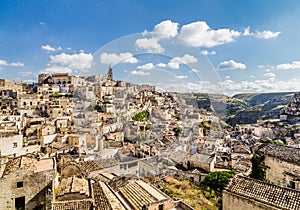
[
  {"xmin": 222, "ymin": 191, "xmax": 279, "ymax": 210},
  {"xmin": 0, "ymin": 169, "xmax": 55, "ymax": 210},
  {"xmin": 264, "ymin": 156, "xmax": 300, "ymax": 190},
  {"xmin": 0, "ymin": 134, "xmax": 23, "ymax": 157}
]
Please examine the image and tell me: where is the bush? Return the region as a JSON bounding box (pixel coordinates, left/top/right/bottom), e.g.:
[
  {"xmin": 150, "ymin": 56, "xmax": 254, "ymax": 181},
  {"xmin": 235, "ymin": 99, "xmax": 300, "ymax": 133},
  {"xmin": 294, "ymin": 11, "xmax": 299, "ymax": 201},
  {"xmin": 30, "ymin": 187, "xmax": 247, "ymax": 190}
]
[
  {"xmin": 201, "ymin": 170, "xmax": 235, "ymax": 192},
  {"xmin": 132, "ymin": 110, "xmax": 149, "ymax": 122}
]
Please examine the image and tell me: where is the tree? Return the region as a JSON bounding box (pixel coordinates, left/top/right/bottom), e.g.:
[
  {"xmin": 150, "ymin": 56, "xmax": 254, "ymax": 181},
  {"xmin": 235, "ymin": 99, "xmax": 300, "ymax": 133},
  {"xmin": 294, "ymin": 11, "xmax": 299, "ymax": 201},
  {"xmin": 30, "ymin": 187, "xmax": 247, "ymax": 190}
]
[
  {"xmin": 201, "ymin": 170, "xmax": 235, "ymax": 192},
  {"xmin": 250, "ymin": 152, "xmax": 267, "ymax": 181}
]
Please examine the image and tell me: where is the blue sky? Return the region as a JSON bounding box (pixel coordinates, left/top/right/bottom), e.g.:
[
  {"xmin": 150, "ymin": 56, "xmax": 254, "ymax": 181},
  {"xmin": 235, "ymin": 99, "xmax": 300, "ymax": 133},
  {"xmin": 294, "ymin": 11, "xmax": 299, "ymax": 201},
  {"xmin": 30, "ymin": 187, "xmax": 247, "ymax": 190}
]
[{"xmin": 1, "ymin": 0, "xmax": 300, "ymax": 95}]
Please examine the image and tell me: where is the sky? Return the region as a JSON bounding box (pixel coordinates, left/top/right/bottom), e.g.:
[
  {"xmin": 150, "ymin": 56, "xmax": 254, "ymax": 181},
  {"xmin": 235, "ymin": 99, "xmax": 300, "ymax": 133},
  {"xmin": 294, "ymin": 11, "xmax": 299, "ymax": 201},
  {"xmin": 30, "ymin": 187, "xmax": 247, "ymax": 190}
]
[{"xmin": 1, "ymin": 0, "xmax": 300, "ymax": 95}]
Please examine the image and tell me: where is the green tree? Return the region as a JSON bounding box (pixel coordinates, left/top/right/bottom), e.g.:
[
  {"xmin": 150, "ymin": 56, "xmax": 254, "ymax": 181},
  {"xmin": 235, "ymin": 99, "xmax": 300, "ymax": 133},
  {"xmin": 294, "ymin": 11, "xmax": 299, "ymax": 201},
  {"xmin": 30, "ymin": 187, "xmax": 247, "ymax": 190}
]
[
  {"xmin": 250, "ymin": 152, "xmax": 267, "ymax": 181},
  {"xmin": 201, "ymin": 170, "xmax": 235, "ymax": 192},
  {"xmin": 132, "ymin": 110, "xmax": 149, "ymax": 122}
]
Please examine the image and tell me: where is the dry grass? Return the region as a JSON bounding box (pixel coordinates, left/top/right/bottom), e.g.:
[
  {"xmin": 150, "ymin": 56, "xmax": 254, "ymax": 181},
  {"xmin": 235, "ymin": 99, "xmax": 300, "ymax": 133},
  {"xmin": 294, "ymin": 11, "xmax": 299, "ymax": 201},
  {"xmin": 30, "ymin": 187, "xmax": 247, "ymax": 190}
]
[{"xmin": 162, "ymin": 177, "xmax": 220, "ymax": 210}]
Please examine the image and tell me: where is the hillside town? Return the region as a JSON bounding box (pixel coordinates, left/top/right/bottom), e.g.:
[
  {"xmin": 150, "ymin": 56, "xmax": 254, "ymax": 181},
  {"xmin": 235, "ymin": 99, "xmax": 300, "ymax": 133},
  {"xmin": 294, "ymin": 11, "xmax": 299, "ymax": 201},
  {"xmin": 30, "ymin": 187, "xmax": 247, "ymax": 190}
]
[{"xmin": 1, "ymin": 68, "xmax": 300, "ymax": 209}]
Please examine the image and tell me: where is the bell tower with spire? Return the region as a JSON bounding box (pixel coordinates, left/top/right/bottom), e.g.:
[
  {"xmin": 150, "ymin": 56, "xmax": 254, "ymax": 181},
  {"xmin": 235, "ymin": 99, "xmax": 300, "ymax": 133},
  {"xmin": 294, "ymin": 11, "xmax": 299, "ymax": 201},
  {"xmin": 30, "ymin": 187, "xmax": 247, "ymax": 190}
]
[{"xmin": 107, "ymin": 65, "xmax": 113, "ymax": 81}]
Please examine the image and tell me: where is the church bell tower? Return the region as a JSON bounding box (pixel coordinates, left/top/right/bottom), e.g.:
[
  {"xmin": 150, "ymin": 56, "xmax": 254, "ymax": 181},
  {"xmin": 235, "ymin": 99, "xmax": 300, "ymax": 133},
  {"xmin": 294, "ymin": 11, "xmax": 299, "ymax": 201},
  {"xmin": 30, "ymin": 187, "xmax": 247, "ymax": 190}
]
[{"xmin": 107, "ymin": 65, "xmax": 113, "ymax": 80}]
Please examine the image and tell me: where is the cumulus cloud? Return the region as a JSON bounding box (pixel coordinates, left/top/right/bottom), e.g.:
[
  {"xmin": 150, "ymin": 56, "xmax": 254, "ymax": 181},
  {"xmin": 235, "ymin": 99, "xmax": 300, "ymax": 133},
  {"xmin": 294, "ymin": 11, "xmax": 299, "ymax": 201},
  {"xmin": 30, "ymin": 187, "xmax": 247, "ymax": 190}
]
[
  {"xmin": 135, "ymin": 37, "xmax": 164, "ymax": 53},
  {"xmin": 264, "ymin": 72, "xmax": 276, "ymax": 79},
  {"xmin": 42, "ymin": 65, "xmax": 72, "ymax": 74},
  {"xmin": 131, "ymin": 70, "xmax": 150, "ymax": 76},
  {"xmin": 243, "ymin": 27, "xmax": 281, "ymax": 39},
  {"xmin": 100, "ymin": 52, "xmax": 138, "ymax": 65},
  {"xmin": 41, "ymin": 44, "xmax": 56, "ymax": 52},
  {"xmin": 0, "ymin": 60, "xmax": 8, "ymax": 65},
  {"xmin": 255, "ymin": 30, "xmax": 281, "ymax": 39},
  {"xmin": 221, "ymin": 79, "xmax": 300, "ymax": 95},
  {"xmin": 0, "ymin": 59, "xmax": 24, "ymax": 67},
  {"xmin": 276, "ymin": 61, "xmax": 300, "ymax": 70},
  {"xmin": 10, "ymin": 62, "xmax": 25, "ymax": 67},
  {"xmin": 157, "ymin": 63, "xmax": 167, "ymax": 68},
  {"xmin": 200, "ymin": 50, "xmax": 216, "ymax": 55},
  {"xmin": 179, "ymin": 21, "xmax": 241, "ymax": 47},
  {"xmin": 137, "ymin": 63, "xmax": 155, "ymax": 70},
  {"xmin": 217, "ymin": 60, "xmax": 246, "ymax": 70},
  {"xmin": 153, "ymin": 20, "xmax": 179, "ymax": 39},
  {"xmin": 168, "ymin": 54, "xmax": 198, "ymax": 69},
  {"xmin": 50, "ymin": 52, "xmax": 93, "ymax": 69},
  {"xmin": 175, "ymin": 75, "xmax": 188, "ymax": 79}
]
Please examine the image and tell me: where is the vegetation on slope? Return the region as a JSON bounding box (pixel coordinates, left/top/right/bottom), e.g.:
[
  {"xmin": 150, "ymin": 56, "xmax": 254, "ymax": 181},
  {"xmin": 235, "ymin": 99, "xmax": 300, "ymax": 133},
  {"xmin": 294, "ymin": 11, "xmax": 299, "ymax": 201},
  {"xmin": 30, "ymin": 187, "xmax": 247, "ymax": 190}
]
[
  {"xmin": 201, "ymin": 170, "xmax": 235, "ymax": 192},
  {"xmin": 132, "ymin": 110, "xmax": 149, "ymax": 122},
  {"xmin": 162, "ymin": 177, "xmax": 220, "ymax": 210}
]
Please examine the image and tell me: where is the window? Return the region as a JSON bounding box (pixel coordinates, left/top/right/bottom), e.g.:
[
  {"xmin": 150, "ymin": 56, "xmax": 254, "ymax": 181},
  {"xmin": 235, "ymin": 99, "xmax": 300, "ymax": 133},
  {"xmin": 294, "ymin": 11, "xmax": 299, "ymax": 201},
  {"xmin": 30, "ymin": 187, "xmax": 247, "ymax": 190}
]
[
  {"xmin": 15, "ymin": 196, "xmax": 25, "ymax": 210},
  {"xmin": 158, "ymin": 204, "xmax": 164, "ymax": 210},
  {"xmin": 290, "ymin": 181, "xmax": 296, "ymax": 189},
  {"xmin": 17, "ymin": 181, "xmax": 23, "ymax": 188},
  {"xmin": 13, "ymin": 142, "xmax": 18, "ymax": 148}
]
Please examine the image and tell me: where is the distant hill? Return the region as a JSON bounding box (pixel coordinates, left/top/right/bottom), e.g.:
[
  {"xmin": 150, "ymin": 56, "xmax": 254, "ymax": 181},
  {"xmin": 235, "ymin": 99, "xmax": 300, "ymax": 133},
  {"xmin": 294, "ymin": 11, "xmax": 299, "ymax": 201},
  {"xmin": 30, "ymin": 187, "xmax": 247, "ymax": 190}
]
[
  {"xmin": 233, "ymin": 92, "xmax": 295, "ymax": 106},
  {"xmin": 182, "ymin": 92, "xmax": 297, "ymax": 126}
]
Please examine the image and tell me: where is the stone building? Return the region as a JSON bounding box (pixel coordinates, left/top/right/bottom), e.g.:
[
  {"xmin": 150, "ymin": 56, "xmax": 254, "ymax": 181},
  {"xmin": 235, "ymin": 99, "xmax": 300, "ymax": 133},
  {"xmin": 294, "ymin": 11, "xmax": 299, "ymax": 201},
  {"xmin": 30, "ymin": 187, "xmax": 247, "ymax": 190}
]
[
  {"xmin": 0, "ymin": 155, "xmax": 55, "ymax": 210},
  {"xmin": 0, "ymin": 133, "xmax": 23, "ymax": 157},
  {"xmin": 223, "ymin": 175, "xmax": 300, "ymax": 210},
  {"xmin": 258, "ymin": 143, "xmax": 300, "ymax": 190},
  {"xmin": 280, "ymin": 92, "xmax": 300, "ymax": 122}
]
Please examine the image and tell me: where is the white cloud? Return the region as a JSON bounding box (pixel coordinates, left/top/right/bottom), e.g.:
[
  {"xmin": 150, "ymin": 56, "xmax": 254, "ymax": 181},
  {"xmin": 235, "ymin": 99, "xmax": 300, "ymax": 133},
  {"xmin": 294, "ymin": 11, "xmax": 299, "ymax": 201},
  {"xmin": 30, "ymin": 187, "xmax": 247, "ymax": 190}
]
[
  {"xmin": 200, "ymin": 50, "xmax": 216, "ymax": 55},
  {"xmin": 218, "ymin": 60, "xmax": 246, "ymax": 70},
  {"xmin": 243, "ymin": 27, "xmax": 252, "ymax": 36},
  {"xmin": 157, "ymin": 63, "xmax": 167, "ymax": 68},
  {"xmin": 255, "ymin": 30, "xmax": 281, "ymax": 39},
  {"xmin": 23, "ymin": 79, "xmax": 36, "ymax": 83},
  {"xmin": 175, "ymin": 75, "xmax": 188, "ymax": 79},
  {"xmin": 179, "ymin": 21, "xmax": 241, "ymax": 47},
  {"xmin": 153, "ymin": 20, "xmax": 179, "ymax": 39},
  {"xmin": 42, "ymin": 45, "xmax": 63, "ymax": 52},
  {"xmin": 264, "ymin": 72, "xmax": 276, "ymax": 79},
  {"xmin": 243, "ymin": 27, "xmax": 281, "ymax": 39},
  {"xmin": 20, "ymin": 71, "xmax": 35, "ymax": 77},
  {"xmin": 190, "ymin": 68, "xmax": 199, "ymax": 73},
  {"xmin": 42, "ymin": 45, "xmax": 56, "ymax": 52},
  {"xmin": 40, "ymin": 21, "xmax": 46, "ymax": 26},
  {"xmin": 276, "ymin": 61, "xmax": 300, "ymax": 70},
  {"xmin": 0, "ymin": 59, "xmax": 24, "ymax": 67},
  {"xmin": 42, "ymin": 65, "xmax": 72, "ymax": 74},
  {"xmin": 221, "ymin": 79, "xmax": 300, "ymax": 95},
  {"xmin": 100, "ymin": 52, "xmax": 138, "ymax": 65},
  {"xmin": 49, "ymin": 52, "xmax": 93, "ymax": 70},
  {"xmin": 137, "ymin": 63, "xmax": 155, "ymax": 70},
  {"xmin": 168, "ymin": 54, "xmax": 198, "ymax": 69},
  {"xmin": 0, "ymin": 60, "xmax": 8, "ymax": 66},
  {"xmin": 10, "ymin": 62, "xmax": 24, "ymax": 67},
  {"xmin": 131, "ymin": 70, "xmax": 150, "ymax": 76},
  {"xmin": 135, "ymin": 37, "xmax": 164, "ymax": 53}
]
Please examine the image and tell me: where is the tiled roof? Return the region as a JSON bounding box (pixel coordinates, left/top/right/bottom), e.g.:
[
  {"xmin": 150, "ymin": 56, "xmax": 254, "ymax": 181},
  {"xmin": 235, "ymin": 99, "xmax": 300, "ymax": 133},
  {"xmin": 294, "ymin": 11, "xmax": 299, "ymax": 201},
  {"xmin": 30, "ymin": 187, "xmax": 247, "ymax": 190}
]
[
  {"xmin": 259, "ymin": 143, "xmax": 300, "ymax": 165},
  {"xmin": 92, "ymin": 181, "xmax": 112, "ymax": 210},
  {"xmin": 225, "ymin": 175, "xmax": 300, "ymax": 210},
  {"xmin": 58, "ymin": 176, "xmax": 89, "ymax": 198},
  {"xmin": 2, "ymin": 155, "xmax": 54, "ymax": 176},
  {"xmin": 53, "ymin": 199, "xmax": 93, "ymax": 210},
  {"xmin": 78, "ymin": 160, "xmax": 103, "ymax": 175},
  {"xmin": 92, "ymin": 181, "xmax": 126, "ymax": 210},
  {"xmin": 119, "ymin": 180, "xmax": 168, "ymax": 210}
]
